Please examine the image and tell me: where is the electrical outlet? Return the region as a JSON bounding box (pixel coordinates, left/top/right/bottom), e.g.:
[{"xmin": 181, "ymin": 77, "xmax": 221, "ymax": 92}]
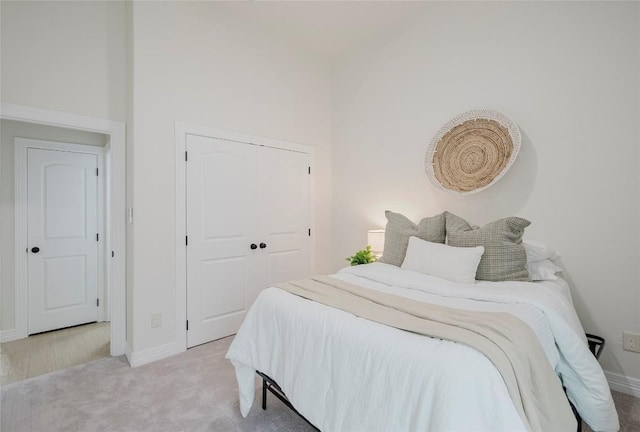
[
  {"xmin": 151, "ymin": 313, "xmax": 162, "ymax": 328},
  {"xmin": 622, "ymin": 331, "xmax": 640, "ymax": 353}
]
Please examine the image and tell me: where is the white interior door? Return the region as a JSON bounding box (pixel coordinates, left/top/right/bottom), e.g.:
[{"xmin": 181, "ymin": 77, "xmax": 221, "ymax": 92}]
[
  {"xmin": 186, "ymin": 135, "xmax": 258, "ymax": 348},
  {"xmin": 257, "ymin": 146, "xmax": 310, "ymax": 290},
  {"xmin": 27, "ymin": 147, "xmax": 99, "ymax": 334}
]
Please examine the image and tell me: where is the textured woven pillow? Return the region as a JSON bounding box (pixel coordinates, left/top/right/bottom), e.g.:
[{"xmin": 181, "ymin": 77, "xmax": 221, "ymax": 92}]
[
  {"xmin": 445, "ymin": 212, "xmax": 531, "ymax": 282},
  {"xmin": 379, "ymin": 210, "xmax": 446, "ymax": 267}
]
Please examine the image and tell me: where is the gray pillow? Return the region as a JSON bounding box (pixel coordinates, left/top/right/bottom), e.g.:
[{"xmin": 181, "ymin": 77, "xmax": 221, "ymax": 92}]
[
  {"xmin": 445, "ymin": 212, "xmax": 531, "ymax": 282},
  {"xmin": 379, "ymin": 211, "xmax": 446, "ymax": 267}
]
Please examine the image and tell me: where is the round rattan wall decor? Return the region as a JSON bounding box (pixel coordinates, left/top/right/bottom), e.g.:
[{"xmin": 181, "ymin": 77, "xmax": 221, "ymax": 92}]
[{"xmin": 425, "ymin": 109, "xmax": 521, "ymax": 195}]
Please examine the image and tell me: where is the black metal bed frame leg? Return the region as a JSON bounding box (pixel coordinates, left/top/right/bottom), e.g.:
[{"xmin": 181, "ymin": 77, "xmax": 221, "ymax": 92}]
[{"xmin": 257, "ymin": 371, "xmax": 320, "ymax": 431}]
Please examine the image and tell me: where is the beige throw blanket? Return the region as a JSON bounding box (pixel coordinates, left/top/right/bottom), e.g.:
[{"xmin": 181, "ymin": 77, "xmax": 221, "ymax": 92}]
[{"xmin": 275, "ymin": 276, "xmax": 577, "ymax": 432}]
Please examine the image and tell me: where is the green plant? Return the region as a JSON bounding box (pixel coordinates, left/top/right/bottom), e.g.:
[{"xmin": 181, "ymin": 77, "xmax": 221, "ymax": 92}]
[{"xmin": 345, "ymin": 245, "xmax": 378, "ymax": 266}]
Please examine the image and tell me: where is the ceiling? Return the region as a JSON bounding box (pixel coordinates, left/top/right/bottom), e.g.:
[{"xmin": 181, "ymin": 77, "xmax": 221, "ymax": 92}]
[{"xmin": 213, "ymin": 1, "xmax": 431, "ymax": 61}]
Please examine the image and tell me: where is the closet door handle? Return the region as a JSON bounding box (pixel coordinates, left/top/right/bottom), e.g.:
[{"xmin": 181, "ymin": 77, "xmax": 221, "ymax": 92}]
[
  {"xmin": 31, "ymin": 247, "xmax": 40, "ymax": 253},
  {"xmin": 250, "ymin": 243, "xmax": 258, "ymax": 250},
  {"xmin": 259, "ymin": 243, "xmax": 266, "ymax": 249}
]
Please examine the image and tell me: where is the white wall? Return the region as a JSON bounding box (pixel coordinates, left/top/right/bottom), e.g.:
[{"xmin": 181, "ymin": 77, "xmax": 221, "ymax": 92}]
[
  {"xmin": 332, "ymin": 2, "xmax": 640, "ymax": 382},
  {"xmin": 127, "ymin": 2, "xmax": 333, "ymax": 353},
  {"xmin": 0, "ymin": 1, "xmax": 127, "ymax": 122},
  {"xmin": 0, "ymin": 120, "xmax": 107, "ymax": 333}
]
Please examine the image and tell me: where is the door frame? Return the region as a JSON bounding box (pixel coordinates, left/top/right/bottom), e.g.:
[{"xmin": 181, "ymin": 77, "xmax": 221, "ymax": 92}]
[
  {"xmin": 16, "ymin": 138, "xmax": 106, "ymax": 333},
  {"xmin": 174, "ymin": 122, "xmax": 315, "ymax": 353},
  {"xmin": 1, "ymin": 103, "xmax": 126, "ymax": 356}
]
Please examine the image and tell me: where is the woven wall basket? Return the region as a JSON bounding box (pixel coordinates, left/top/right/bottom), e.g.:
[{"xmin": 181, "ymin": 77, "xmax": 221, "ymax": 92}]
[{"xmin": 425, "ymin": 109, "xmax": 521, "ymax": 195}]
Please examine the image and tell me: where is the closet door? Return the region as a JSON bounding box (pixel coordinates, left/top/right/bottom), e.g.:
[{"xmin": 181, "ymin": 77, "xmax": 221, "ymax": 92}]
[
  {"xmin": 256, "ymin": 146, "xmax": 310, "ymax": 293},
  {"xmin": 186, "ymin": 135, "xmax": 258, "ymax": 348}
]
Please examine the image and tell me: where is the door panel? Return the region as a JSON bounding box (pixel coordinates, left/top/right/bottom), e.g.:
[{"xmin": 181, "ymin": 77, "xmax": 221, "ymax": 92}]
[
  {"xmin": 186, "ymin": 135, "xmax": 257, "ymax": 348},
  {"xmin": 44, "ymin": 255, "xmax": 86, "ymax": 309},
  {"xmin": 28, "ymin": 148, "xmax": 99, "ymax": 334},
  {"xmin": 200, "ymin": 257, "xmax": 245, "ymax": 318},
  {"xmin": 44, "ymin": 164, "xmax": 87, "ymax": 238},
  {"xmin": 258, "ymin": 147, "xmax": 310, "ymax": 288},
  {"xmin": 201, "ymin": 152, "xmax": 251, "ymax": 241},
  {"xmin": 266, "ymin": 250, "xmax": 305, "ymax": 286}
]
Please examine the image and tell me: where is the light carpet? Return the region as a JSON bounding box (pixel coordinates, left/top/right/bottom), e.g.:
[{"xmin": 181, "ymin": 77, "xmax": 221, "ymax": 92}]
[
  {"xmin": 2, "ymin": 335, "xmax": 638, "ymax": 432},
  {"xmin": 1, "ymin": 336, "xmax": 313, "ymax": 432}
]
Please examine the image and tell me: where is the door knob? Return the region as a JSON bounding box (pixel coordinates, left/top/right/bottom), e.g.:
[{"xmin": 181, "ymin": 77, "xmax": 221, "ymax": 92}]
[
  {"xmin": 259, "ymin": 243, "xmax": 266, "ymax": 249},
  {"xmin": 250, "ymin": 243, "xmax": 257, "ymax": 250},
  {"xmin": 31, "ymin": 247, "xmax": 40, "ymax": 253}
]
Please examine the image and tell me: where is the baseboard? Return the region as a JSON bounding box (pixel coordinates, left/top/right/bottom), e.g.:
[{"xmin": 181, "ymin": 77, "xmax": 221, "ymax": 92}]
[
  {"xmin": 126, "ymin": 342, "xmax": 177, "ymax": 368},
  {"xmin": 0, "ymin": 328, "xmax": 19, "ymax": 343},
  {"xmin": 605, "ymin": 370, "xmax": 640, "ymax": 398},
  {"xmin": 125, "ymin": 343, "xmax": 133, "ymax": 366}
]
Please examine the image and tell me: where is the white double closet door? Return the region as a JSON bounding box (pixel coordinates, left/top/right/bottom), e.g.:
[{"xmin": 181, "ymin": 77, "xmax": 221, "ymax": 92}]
[{"xmin": 186, "ymin": 134, "xmax": 310, "ymax": 348}]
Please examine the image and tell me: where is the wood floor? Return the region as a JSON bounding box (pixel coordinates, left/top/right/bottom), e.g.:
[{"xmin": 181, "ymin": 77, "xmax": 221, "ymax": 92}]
[{"xmin": 0, "ymin": 322, "xmax": 110, "ymax": 386}]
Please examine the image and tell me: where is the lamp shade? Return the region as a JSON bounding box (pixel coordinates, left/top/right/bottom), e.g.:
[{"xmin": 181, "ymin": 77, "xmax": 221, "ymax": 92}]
[{"xmin": 367, "ymin": 229, "xmax": 386, "ymax": 254}]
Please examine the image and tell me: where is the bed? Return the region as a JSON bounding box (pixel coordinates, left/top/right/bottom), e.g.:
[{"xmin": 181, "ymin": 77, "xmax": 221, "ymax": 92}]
[{"xmin": 225, "ymin": 212, "xmax": 620, "ymax": 432}]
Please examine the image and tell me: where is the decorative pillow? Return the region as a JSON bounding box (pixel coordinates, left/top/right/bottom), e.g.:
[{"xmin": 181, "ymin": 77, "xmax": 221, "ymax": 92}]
[
  {"xmin": 526, "ymin": 259, "xmax": 562, "ymax": 281},
  {"xmin": 379, "ymin": 210, "xmax": 446, "ymax": 267},
  {"xmin": 524, "ymin": 241, "xmax": 560, "ymax": 263},
  {"xmin": 445, "ymin": 212, "xmax": 531, "ymax": 282},
  {"xmin": 401, "ymin": 236, "xmax": 484, "ymax": 284}
]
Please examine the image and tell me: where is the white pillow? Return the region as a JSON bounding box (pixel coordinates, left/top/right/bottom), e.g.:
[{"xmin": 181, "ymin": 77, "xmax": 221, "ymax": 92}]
[
  {"xmin": 524, "ymin": 240, "xmax": 560, "ymax": 263},
  {"xmin": 401, "ymin": 236, "xmax": 484, "ymax": 284},
  {"xmin": 526, "ymin": 259, "xmax": 562, "ymax": 281}
]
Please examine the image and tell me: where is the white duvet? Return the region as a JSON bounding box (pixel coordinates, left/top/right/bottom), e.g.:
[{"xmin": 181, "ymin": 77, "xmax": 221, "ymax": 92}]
[{"xmin": 226, "ymin": 263, "xmax": 619, "ymax": 432}]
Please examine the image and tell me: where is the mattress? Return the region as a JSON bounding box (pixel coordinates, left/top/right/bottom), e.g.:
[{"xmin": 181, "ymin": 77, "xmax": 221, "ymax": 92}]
[{"xmin": 226, "ymin": 262, "xmax": 619, "ymax": 431}]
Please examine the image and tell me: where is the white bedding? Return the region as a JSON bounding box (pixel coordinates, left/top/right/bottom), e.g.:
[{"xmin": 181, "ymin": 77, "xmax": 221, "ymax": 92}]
[{"xmin": 226, "ymin": 263, "xmax": 619, "ymax": 432}]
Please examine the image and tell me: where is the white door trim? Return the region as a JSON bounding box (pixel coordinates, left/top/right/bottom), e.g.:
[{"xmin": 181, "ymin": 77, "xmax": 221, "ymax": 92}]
[
  {"xmin": 1, "ymin": 103, "xmax": 126, "ymax": 357},
  {"xmin": 174, "ymin": 122, "xmax": 316, "ymax": 353},
  {"xmin": 15, "ymin": 138, "xmax": 105, "ymax": 333}
]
